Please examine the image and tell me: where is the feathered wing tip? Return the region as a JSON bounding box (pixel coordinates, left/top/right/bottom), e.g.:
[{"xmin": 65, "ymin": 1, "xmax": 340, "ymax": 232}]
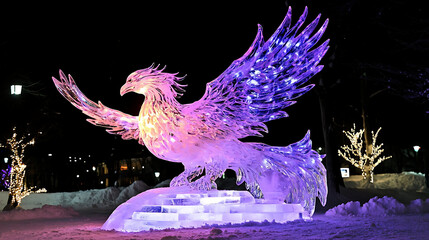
[
  {"xmin": 52, "ymin": 70, "xmax": 142, "ymax": 143},
  {"xmin": 201, "ymin": 6, "xmax": 330, "ymax": 137},
  {"xmin": 245, "ymin": 131, "xmax": 327, "ymax": 215},
  {"xmin": 251, "ymin": 7, "xmax": 329, "ymax": 121},
  {"xmin": 52, "ymin": 70, "xmax": 98, "ymax": 111}
]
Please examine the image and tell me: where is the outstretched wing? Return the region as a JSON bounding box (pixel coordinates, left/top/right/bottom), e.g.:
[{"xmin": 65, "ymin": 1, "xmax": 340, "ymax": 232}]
[
  {"xmin": 185, "ymin": 6, "xmax": 329, "ymax": 139},
  {"xmin": 52, "ymin": 70, "xmax": 143, "ymax": 145}
]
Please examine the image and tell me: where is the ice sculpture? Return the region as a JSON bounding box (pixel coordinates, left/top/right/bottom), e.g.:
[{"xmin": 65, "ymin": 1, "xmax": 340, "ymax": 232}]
[
  {"xmin": 102, "ymin": 187, "xmax": 311, "ymax": 232},
  {"xmin": 52, "ymin": 6, "xmax": 329, "ymax": 229}
]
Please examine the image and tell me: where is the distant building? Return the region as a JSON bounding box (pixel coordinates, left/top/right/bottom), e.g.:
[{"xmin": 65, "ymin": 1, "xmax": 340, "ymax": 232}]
[{"xmin": 96, "ymin": 156, "xmax": 161, "ymax": 187}]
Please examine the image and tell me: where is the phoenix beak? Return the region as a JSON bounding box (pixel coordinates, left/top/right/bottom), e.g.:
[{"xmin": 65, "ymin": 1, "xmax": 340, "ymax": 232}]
[{"xmin": 120, "ymin": 83, "xmax": 134, "ymax": 96}]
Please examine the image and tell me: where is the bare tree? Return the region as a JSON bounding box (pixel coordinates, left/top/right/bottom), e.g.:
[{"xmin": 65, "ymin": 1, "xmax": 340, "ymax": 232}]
[
  {"xmin": 0, "ymin": 127, "xmax": 46, "ymax": 210},
  {"xmin": 338, "ymin": 124, "xmax": 392, "ymax": 183}
]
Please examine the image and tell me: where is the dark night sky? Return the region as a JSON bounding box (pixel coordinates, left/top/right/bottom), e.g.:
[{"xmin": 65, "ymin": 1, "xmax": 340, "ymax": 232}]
[{"xmin": 1, "ymin": 1, "xmax": 428, "ymax": 164}]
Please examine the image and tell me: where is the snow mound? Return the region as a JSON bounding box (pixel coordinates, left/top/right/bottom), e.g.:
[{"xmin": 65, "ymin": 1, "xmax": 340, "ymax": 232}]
[
  {"xmin": 344, "ymin": 172, "xmax": 427, "ymax": 191},
  {"xmin": 115, "ymin": 180, "xmax": 150, "ymax": 204},
  {"xmin": 63, "ymin": 187, "xmax": 121, "ymax": 209},
  {"xmin": 326, "ymin": 196, "xmax": 429, "ymax": 216},
  {"xmin": 1, "ymin": 180, "xmax": 153, "ymax": 211},
  {"xmin": 154, "ymin": 179, "xmax": 171, "ymax": 188},
  {"xmin": 0, "ymin": 205, "xmax": 78, "ymax": 221},
  {"xmin": 407, "ymin": 198, "xmax": 429, "ymax": 213},
  {"xmin": 59, "ymin": 180, "xmax": 150, "ymax": 209}
]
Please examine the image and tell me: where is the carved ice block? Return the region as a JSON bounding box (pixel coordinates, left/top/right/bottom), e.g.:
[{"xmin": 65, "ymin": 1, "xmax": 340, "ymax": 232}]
[{"xmin": 102, "ymin": 187, "xmax": 309, "ymax": 232}]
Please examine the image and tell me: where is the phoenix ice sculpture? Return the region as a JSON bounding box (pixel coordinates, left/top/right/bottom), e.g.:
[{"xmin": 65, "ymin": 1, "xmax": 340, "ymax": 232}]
[{"xmin": 53, "ymin": 6, "xmax": 329, "ymax": 215}]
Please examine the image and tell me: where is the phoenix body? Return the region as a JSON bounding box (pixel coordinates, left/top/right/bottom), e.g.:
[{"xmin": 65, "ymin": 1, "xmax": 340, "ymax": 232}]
[{"xmin": 53, "ymin": 7, "xmax": 329, "ymax": 214}]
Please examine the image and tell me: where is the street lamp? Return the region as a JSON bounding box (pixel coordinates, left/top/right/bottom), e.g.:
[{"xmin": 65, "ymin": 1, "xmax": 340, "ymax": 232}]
[
  {"xmin": 10, "ymin": 85, "xmax": 22, "ymax": 95},
  {"xmin": 413, "ymin": 146, "xmax": 421, "ymax": 160}
]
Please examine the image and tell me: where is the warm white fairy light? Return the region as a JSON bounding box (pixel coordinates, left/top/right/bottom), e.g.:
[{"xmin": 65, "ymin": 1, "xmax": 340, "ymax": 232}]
[
  {"xmin": 338, "ymin": 124, "xmax": 392, "ymax": 183},
  {"xmin": 0, "ymin": 127, "xmax": 46, "ymax": 208}
]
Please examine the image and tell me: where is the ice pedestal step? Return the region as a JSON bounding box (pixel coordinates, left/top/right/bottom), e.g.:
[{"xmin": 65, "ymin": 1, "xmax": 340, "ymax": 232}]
[
  {"xmin": 123, "ymin": 212, "xmax": 303, "ymax": 231},
  {"xmin": 136, "ymin": 203, "xmax": 302, "ymax": 214},
  {"xmin": 131, "ymin": 212, "xmax": 303, "ymax": 223},
  {"xmin": 102, "ymin": 187, "xmax": 309, "ymax": 232}
]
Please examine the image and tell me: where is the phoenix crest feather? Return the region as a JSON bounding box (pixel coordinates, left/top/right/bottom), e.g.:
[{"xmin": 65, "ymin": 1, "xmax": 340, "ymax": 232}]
[{"xmin": 53, "ymin": 7, "xmax": 329, "ymax": 215}]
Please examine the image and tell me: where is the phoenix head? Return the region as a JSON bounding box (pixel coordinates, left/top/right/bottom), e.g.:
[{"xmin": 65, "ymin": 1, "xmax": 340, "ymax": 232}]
[{"xmin": 120, "ymin": 64, "xmax": 186, "ymax": 99}]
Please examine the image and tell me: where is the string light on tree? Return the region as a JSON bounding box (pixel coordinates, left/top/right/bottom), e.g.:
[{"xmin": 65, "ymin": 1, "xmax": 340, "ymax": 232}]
[
  {"xmin": 338, "ymin": 124, "xmax": 392, "ymax": 183},
  {"xmin": 0, "ymin": 127, "xmax": 46, "ymax": 210}
]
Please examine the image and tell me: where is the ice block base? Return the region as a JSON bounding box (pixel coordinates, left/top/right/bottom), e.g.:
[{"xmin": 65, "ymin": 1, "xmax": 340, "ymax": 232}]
[{"xmin": 102, "ymin": 187, "xmax": 309, "ymax": 232}]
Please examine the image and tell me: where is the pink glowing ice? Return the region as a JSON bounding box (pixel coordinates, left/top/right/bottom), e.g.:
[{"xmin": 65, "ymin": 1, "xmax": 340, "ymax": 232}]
[{"xmin": 52, "ymin": 6, "xmax": 329, "ymax": 216}]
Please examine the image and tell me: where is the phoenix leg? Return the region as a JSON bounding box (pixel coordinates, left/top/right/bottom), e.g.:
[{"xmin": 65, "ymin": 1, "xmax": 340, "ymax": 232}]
[
  {"xmin": 190, "ymin": 164, "xmax": 225, "ymax": 191},
  {"xmin": 170, "ymin": 165, "xmax": 204, "ymax": 187}
]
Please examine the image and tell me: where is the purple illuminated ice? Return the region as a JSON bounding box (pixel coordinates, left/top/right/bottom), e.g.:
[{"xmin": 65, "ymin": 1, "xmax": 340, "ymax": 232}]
[
  {"xmin": 1, "ymin": 165, "xmax": 11, "ymax": 188},
  {"xmin": 52, "ymin": 6, "xmax": 329, "ymax": 215},
  {"xmin": 101, "ymin": 187, "xmax": 311, "ymax": 232}
]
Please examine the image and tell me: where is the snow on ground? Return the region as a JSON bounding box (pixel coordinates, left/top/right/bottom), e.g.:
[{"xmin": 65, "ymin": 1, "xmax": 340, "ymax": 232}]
[
  {"xmin": 0, "ymin": 180, "xmax": 151, "ymax": 212},
  {"xmin": 326, "ymin": 196, "xmax": 429, "ymax": 216},
  {"xmin": 0, "ymin": 205, "xmax": 78, "ymax": 221},
  {"xmin": 0, "ymin": 173, "xmax": 428, "ymax": 239},
  {"xmin": 343, "ymin": 172, "xmax": 427, "ymax": 192},
  {"xmin": 0, "ymin": 210, "xmax": 428, "ymax": 239}
]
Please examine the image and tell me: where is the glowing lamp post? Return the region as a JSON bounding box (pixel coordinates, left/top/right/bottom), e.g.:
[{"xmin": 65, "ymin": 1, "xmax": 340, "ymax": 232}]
[
  {"xmin": 413, "ymin": 146, "xmax": 421, "ymax": 153},
  {"xmin": 10, "ymin": 85, "xmax": 22, "ymax": 95},
  {"xmin": 413, "ymin": 146, "xmax": 421, "ymax": 160}
]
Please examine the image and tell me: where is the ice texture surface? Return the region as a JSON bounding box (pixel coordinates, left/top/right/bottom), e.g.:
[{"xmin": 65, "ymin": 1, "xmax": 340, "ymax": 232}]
[
  {"xmin": 52, "ymin": 6, "xmax": 329, "ymax": 222},
  {"xmin": 102, "ymin": 187, "xmax": 309, "ymax": 232}
]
